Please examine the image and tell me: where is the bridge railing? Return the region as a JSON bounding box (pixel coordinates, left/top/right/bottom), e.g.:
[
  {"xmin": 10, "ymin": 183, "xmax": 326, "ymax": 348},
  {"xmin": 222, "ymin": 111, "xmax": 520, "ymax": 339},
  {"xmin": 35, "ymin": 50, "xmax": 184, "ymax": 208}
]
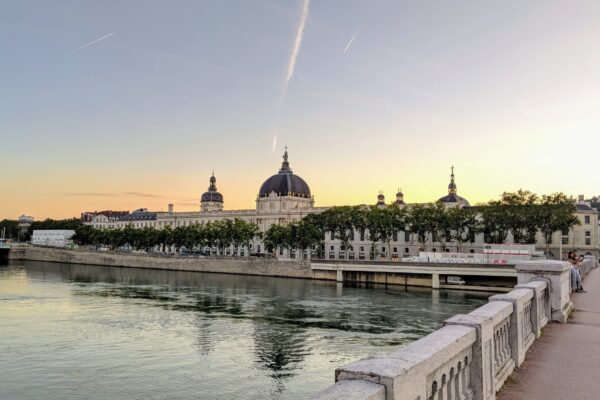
[{"xmin": 311, "ymin": 259, "xmax": 590, "ymax": 400}]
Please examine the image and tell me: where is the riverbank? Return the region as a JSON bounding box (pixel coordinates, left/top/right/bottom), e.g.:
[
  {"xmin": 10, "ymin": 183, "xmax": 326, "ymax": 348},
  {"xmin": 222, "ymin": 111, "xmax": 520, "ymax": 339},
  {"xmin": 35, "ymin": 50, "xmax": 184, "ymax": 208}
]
[
  {"xmin": 8, "ymin": 245, "xmax": 515, "ymax": 292},
  {"xmin": 8, "ymin": 245, "xmax": 313, "ymax": 279}
]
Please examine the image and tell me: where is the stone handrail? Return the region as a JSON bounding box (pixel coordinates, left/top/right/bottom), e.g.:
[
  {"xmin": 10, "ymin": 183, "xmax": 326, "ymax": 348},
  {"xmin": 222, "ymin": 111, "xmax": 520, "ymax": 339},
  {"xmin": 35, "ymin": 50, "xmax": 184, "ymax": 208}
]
[{"xmin": 311, "ymin": 259, "xmax": 592, "ymax": 400}]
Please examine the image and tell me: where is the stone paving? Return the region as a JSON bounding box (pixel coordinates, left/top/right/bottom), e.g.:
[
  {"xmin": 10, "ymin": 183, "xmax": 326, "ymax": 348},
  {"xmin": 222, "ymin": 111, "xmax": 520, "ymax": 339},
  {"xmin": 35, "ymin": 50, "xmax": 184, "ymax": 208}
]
[{"xmin": 499, "ymin": 267, "xmax": 600, "ymax": 400}]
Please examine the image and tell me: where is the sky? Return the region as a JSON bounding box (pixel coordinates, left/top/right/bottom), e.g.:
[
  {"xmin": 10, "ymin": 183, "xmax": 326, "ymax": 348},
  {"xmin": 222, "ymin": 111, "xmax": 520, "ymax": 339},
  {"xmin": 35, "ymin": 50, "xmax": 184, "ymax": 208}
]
[{"xmin": 1, "ymin": 0, "xmax": 600, "ymax": 220}]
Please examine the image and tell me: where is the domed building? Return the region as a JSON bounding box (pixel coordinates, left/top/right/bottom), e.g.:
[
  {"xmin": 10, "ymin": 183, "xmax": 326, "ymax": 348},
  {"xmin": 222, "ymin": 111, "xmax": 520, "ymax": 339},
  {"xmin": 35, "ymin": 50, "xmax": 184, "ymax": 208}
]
[
  {"xmin": 256, "ymin": 147, "xmax": 314, "ymax": 213},
  {"xmin": 394, "ymin": 189, "xmax": 405, "ymax": 206},
  {"xmin": 376, "ymin": 191, "xmax": 386, "ymax": 208},
  {"xmin": 200, "ymin": 173, "xmax": 224, "ymax": 212},
  {"xmin": 438, "ymin": 166, "xmax": 470, "ymax": 207}
]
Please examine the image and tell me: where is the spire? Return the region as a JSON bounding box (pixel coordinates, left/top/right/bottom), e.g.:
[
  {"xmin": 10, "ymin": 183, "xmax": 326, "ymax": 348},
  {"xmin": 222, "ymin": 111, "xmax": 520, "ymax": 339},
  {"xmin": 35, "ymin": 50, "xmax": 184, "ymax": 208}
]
[
  {"xmin": 208, "ymin": 172, "xmax": 217, "ymax": 191},
  {"xmin": 448, "ymin": 165, "xmax": 457, "ymax": 194},
  {"xmin": 279, "ymin": 146, "xmax": 292, "ymax": 173}
]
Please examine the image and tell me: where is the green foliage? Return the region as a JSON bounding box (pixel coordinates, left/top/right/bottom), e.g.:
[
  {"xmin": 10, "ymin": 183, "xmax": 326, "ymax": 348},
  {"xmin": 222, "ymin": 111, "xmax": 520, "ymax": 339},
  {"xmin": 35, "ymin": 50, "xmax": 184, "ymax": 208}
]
[
  {"xmin": 0, "ymin": 219, "xmax": 20, "ymax": 240},
  {"xmin": 72, "ymin": 218, "xmax": 260, "ymax": 255}
]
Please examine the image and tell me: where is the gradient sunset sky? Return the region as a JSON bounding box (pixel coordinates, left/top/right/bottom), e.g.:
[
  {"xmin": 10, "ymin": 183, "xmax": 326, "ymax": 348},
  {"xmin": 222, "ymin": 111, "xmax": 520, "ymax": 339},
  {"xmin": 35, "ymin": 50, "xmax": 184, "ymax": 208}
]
[{"xmin": 2, "ymin": 1, "xmax": 600, "ymax": 220}]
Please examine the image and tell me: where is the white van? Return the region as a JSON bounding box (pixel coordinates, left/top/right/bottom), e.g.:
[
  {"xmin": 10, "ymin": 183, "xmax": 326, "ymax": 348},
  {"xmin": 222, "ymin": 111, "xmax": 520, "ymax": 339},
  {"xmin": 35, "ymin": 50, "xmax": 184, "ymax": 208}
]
[{"xmin": 446, "ymin": 276, "xmax": 466, "ymax": 285}]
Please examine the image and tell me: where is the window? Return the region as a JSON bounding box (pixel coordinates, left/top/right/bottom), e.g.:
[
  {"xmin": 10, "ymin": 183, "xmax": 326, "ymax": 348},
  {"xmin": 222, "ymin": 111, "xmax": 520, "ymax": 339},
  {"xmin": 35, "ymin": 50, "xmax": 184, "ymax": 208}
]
[
  {"xmin": 330, "ymin": 232, "xmax": 335, "ymax": 241},
  {"xmin": 562, "ymin": 228, "xmax": 569, "ymax": 235},
  {"xmin": 381, "ymin": 247, "xmax": 386, "ymax": 253},
  {"xmin": 562, "ymin": 237, "xmax": 569, "ymax": 245},
  {"xmin": 586, "ymin": 238, "xmax": 591, "ymax": 245},
  {"xmin": 393, "ymin": 247, "xmax": 398, "ymax": 253},
  {"xmin": 585, "ymin": 216, "xmax": 591, "ymax": 224},
  {"xmin": 393, "ymin": 231, "xmax": 398, "ymax": 241},
  {"xmin": 469, "ymin": 232, "xmax": 475, "ymax": 243},
  {"xmin": 360, "ymin": 231, "xmax": 365, "ymax": 241},
  {"xmin": 585, "ymin": 231, "xmax": 591, "ymax": 237},
  {"xmin": 404, "ymin": 247, "xmax": 409, "ymax": 253},
  {"xmin": 330, "ymin": 246, "xmax": 334, "ymax": 251},
  {"xmin": 360, "ymin": 246, "xmax": 364, "ymax": 252},
  {"xmin": 470, "ymin": 249, "xmax": 475, "ymax": 254},
  {"xmin": 405, "ymin": 231, "xmax": 410, "ymax": 242}
]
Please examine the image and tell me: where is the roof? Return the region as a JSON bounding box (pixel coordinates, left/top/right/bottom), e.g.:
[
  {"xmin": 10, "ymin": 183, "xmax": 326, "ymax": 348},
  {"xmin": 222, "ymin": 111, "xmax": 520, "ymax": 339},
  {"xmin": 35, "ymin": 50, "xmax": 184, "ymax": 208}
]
[
  {"xmin": 118, "ymin": 212, "xmax": 157, "ymax": 221},
  {"xmin": 438, "ymin": 193, "xmax": 470, "ymax": 206},
  {"xmin": 576, "ymin": 203, "xmax": 598, "ymax": 213},
  {"xmin": 258, "ymin": 149, "xmax": 311, "ymax": 198}
]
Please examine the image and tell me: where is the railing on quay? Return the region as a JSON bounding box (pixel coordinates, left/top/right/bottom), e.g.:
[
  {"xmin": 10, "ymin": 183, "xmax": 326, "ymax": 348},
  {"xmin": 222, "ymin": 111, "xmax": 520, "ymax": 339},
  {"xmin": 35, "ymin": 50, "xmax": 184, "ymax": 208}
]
[{"xmin": 311, "ymin": 258, "xmax": 596, "ymax": 400}]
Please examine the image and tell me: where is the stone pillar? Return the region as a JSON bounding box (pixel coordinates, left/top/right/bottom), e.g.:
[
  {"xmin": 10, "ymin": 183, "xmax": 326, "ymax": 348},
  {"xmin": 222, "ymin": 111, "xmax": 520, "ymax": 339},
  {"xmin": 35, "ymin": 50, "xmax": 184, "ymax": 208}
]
[
  {"xmin": 489, "ymin": 289, "xmax": 535, "ymax": 367},
  {"xmin": 515, "ymin": 280, "xmax": 549, "ymax": 337},
  {"xmin": 445, "ymin": 301, "xmax": 513, "ymax": 400},
  {"xmin": 431, "ymin": 273, "xmax": 440, "ymax": 289},
  {"xmin": 515, "ymin": 260, "xmax": 572, "ymax": 323},
  {"xmin": 336, "ymin": 269, "xmax": 344, "ymax": 283}
]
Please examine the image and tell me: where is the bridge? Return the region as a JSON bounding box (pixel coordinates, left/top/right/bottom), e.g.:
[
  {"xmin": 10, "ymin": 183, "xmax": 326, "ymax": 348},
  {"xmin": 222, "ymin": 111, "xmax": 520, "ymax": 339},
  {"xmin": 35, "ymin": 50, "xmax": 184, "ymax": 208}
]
[
  {"xmin": 311, "ymin": 260, "xmax": 517, "ymax": 292},
  {"xmin": 312, "ymin": 257, "xmax": 598, "ymax": 400}
]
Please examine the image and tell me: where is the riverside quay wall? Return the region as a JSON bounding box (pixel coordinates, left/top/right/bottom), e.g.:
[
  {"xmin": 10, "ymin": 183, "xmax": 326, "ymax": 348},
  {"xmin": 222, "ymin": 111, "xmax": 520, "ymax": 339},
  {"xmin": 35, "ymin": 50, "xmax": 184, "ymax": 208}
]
[
  {"xmin": 312, "ymin": 258, "xmax": 598, "ymax": 400},
  {"xmin": 8, "ymin": 245, "xmax": 312, "ymax": 279},
  {"xmin": 9, "ymin": 245, "xmax": 516, "ymax": 291}
]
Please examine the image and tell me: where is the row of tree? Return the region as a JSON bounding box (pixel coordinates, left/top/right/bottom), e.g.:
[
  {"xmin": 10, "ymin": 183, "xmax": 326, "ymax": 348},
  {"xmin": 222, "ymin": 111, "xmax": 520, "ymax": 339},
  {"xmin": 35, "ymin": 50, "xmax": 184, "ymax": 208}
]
[
  {"xmin": 72, "ymin": 218, "xmax": 259, "ymax": 255},
  {"xmin": 260, "ymin": 190, "xmax": 580, "ymax": 258}
]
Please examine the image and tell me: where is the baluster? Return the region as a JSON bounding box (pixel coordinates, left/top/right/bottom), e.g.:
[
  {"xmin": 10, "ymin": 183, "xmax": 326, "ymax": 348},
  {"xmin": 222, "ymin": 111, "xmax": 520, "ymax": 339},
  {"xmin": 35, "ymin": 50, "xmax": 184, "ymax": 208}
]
[
  {"xmin": 455, "ymin": 362, "xmax": 463, "ymax": 400},
  {"xmin": 463, "ymin": 356, "xmax": 472, "ymax": 400},
  {"xmin": 447, "ymin": 368, "xmax": 455, "ymax": 400},
  {"xmin": 429, "ymin": 381, "xmax": 438, "ymax": 400},
  {"xmin": 440, "ymin": 374, "xmax": 447, "ymax": 400}
]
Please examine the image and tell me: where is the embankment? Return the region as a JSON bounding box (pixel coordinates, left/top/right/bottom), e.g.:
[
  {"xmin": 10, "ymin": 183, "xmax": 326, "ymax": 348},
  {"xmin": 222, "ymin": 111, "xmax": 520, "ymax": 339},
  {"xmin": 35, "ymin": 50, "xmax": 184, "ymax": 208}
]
[{"xmin": 8, "ymin": 245, "xmax": 314, "ymax": 279}]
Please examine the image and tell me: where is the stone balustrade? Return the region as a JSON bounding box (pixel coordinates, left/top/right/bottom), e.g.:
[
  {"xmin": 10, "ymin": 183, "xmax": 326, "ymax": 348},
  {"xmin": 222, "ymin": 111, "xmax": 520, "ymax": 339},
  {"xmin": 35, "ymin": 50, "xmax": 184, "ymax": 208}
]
[{"xmin": 311, "ymin": 259, "xmax": 588, "ymax": 400}]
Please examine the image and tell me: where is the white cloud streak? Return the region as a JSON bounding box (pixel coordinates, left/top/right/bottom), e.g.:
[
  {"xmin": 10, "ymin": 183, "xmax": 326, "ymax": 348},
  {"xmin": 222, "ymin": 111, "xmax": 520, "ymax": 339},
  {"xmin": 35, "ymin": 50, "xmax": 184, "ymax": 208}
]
[
  {"xmin": 343, "ymin": 32, "xmax": 358, "ymax": 54},
  {"xmin": 273, "ymin": 0, "xmax": 310, "ymax": 151},
  {"xmin": 69, "ymin": 32, "xmax": 114, "ymax": 54}
]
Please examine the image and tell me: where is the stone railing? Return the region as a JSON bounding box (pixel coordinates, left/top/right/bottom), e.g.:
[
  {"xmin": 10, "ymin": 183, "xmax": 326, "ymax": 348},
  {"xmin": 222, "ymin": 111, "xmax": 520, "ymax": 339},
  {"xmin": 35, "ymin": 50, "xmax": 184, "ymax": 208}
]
[{"xmin": 311, "ymin": 259, "xmax": 589, "ymax": 400}]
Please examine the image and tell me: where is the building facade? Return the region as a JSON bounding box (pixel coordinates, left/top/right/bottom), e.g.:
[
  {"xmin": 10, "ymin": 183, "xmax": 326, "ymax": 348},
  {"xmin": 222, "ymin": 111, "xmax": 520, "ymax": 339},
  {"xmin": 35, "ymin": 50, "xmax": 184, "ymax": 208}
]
[{"xmin": 86, "ymin": 149, "xmax": 600, "ymax": 260}]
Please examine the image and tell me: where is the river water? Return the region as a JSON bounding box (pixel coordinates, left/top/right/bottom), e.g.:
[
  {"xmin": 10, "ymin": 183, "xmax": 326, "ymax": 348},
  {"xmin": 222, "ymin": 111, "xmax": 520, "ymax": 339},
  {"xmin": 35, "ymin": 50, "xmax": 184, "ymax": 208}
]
[{"xmin": 0, "ymin": 261, "xmax": 489, "ymax": 399}]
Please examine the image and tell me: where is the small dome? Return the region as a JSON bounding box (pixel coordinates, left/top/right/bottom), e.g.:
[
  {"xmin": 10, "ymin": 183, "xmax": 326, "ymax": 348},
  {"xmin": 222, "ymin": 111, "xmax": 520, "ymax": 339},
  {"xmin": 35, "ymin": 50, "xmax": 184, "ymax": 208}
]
[
  {"xmin": 258, "ymin": 148, "xmax": 311, "ymax": 198},
  {"xmin": 201, "ymin": 174, "xmax": 224, "ymax": 203},
  {"xmin": 438, "ymin": 193, "xmax": 470, "ymax": 206},
  {"xmin": 439, "ymin": 166, "xmax": 469, "ymax": 206}
]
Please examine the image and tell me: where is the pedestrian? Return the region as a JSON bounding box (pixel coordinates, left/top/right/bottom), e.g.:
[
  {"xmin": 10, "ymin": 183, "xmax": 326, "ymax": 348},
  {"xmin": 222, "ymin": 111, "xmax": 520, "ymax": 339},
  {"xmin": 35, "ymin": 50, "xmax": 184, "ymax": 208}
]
[{"xmin": 568, "ymin": 251, "xmax": 585, "ymax": 293}]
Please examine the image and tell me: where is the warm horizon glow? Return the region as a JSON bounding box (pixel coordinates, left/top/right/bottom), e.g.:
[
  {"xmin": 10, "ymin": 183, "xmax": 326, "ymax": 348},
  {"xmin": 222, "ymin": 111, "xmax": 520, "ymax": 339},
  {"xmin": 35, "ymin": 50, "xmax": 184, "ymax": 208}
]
[{"xmin": 2, "ymin": 1, "xmax": 599, "ymax": 220}]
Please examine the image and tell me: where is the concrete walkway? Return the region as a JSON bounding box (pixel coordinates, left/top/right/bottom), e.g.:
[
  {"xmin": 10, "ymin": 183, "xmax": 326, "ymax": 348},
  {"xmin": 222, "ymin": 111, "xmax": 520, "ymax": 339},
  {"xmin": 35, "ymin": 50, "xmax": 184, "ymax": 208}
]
[{"xmin": 499, "ymin": 267, "xmax": 600, "ymax": 400}]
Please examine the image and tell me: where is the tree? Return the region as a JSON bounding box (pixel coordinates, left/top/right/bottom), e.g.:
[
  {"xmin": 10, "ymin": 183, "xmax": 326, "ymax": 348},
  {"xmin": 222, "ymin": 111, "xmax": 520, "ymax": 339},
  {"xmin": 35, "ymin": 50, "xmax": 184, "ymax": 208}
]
[
  {"xmin": 446, "ymin": 206, "xmax": 480, "ymax": 253},
  {"xmin": 538, "ymin": 193, "xmax": 579, "ymax": 257},
  {"xmin": 498, "ymin": 190, "xmax": 539, "ymax": 244},
  {"xmin": 289, "ymin": 220, "xmax": 324, "ymax": 259},
  {"xmin": 407, "ymin": 204, "xmax": 435, "ymax": 251},
  {"xmin": 263, "ymin": 224, "xmax": 291, "ymax": 255}
]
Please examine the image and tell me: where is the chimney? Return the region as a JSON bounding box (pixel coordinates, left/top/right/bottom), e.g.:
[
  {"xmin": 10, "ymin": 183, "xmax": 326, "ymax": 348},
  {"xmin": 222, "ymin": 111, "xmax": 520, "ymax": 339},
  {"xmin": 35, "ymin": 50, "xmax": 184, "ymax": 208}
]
[
  {"xmin": 578, "ymin": 195, "xmax": 585, "ymax": 203},
  {"xmin": 168, "ymin": 203, "xmax": 174, "ymax": 214}
]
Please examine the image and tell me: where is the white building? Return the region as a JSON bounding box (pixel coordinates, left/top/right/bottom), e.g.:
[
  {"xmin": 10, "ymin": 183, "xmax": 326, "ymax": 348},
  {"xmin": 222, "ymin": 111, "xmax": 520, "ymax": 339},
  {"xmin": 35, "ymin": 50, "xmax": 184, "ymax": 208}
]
[
  {"xmin": 86, "ymin": 148, "xmax": 600, "ymax": 260},
  {"xmin": 32, "ymin": 230, "xmax": 75, "ymax": 247}
]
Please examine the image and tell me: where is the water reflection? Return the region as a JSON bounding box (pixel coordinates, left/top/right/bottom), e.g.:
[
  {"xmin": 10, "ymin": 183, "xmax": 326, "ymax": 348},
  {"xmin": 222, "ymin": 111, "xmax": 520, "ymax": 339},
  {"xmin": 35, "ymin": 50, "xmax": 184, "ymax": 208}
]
[{"xmin": 0, "ymin": 261, "xmax": 490, "ymax": 400}]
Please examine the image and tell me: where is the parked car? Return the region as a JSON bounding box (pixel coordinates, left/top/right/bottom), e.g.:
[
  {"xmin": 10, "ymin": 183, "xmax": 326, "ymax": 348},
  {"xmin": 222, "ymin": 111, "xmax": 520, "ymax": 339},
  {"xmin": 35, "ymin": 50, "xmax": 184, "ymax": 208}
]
[{"xmin": 446, "ymin": 276, "xmax": 466, "ymax": 285}]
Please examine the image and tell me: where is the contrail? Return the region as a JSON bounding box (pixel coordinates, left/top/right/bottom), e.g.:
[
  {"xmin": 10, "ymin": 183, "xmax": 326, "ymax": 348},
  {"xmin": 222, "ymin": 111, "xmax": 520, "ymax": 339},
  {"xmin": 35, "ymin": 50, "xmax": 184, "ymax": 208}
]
[
  {"xmin": 278, "ymin": 0, "xmax": 310, "ymax": 109},
  {"xmin": 69, "ymin": 32, "xmax": 114, "ymax": 54},
  {"xmin": 273, "ymin": 0, "xmax": 310, "ymax": 151},
  {"xmin": 343, "ymin": 32, "xmax": 358, "ymax": 54},
  {"xmin": 272, "ymin": 130, "xmax": 278, "ymax": 152}
]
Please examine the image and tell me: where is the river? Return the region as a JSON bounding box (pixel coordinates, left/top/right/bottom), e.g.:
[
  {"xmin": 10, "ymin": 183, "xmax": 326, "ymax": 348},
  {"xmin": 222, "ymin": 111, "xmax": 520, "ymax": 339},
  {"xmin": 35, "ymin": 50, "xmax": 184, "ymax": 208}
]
[{"xmin": 0, "ymin": 260, "xmax": 489, "ymax": 399}]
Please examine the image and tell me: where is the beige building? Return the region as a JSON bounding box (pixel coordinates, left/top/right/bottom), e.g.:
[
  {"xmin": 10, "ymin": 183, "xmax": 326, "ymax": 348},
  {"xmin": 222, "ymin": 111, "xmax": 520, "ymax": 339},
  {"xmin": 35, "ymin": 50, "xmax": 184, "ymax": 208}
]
[{"xmin": 87, "ymin": 149, "xmax": 599, "ymax": 260}]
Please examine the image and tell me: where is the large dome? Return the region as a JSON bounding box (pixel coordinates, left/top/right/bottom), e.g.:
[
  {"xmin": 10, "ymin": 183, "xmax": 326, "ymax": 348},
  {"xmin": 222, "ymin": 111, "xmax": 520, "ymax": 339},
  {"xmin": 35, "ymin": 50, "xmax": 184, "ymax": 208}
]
[{"xmin": 258, "ymin": 149, "xmax": 311, "ymax": 198}]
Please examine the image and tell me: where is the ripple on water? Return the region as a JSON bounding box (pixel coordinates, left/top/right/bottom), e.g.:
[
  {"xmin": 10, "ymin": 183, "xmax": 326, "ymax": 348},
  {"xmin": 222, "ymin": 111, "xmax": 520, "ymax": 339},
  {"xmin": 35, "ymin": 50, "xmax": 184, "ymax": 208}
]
[{"xmin": 0, "ymin": 261, "xmax": 489, "ymax": 400}]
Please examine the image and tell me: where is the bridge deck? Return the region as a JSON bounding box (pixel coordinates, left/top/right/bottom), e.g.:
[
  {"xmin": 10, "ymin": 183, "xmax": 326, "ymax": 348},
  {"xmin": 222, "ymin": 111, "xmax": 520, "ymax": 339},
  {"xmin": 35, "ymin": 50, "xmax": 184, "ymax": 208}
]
[
  {"xmin": 311, "ymin": 261, "xmax": 517, "ymax": 277},
  {"xmin": 499, "ymin": 267, "xmax": 600, "ymax": 400}
]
